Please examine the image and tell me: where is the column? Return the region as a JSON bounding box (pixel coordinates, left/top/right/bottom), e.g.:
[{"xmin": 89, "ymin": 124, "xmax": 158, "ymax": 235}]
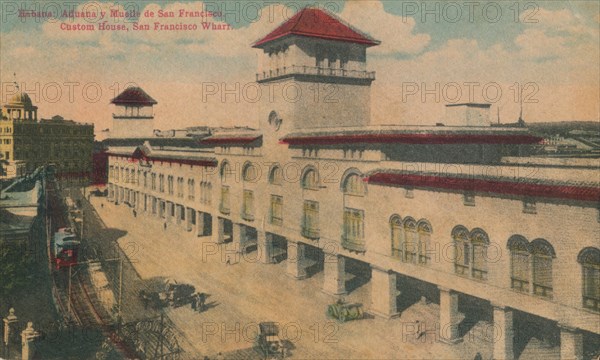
[
  {"xmin": 174, "ymin": 205, "xmax": 180, "ymax": 225},
  {"xmin": 286, "ymin": 241, "xmax": 307, "ymax": 279},
  {"xmin": 323, "ymin": 254, "xmax": 346, "ymax": 295},
  {"xmin": 257, "ymin": 231, "xmax": 273, "ymax": 264},
  {"xmin": 492, "ymin": 304, "xmax": 514, "ymax": 360},
  {"xmin": 3, "ymin": 308, "xmax": 17, "ymax": 346},
  {"xmin": 559, "ymin": 324, "xmax": 583, "ymax": 360},
  {"xmin": 212, "ymin": 217, "xmax": 224, "ymax": 243},
  {"xmin": 21, "ymin": 322, "xmax": 40, "ymax": 360},
  {"xmin": 232, "ymin": 223, "xmax": 245, "ymax": 253},
  {"xmin": 439, "ymin": 287, "xmax": 462, "ymax": 344},
  {"xmin": 369, "ymin": 266, "xmax": 399, "ymax": 318}
]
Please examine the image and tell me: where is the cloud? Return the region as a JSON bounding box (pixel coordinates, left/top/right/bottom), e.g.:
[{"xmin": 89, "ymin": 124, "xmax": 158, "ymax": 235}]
[{"xmin": 340, "ymin": 1, "xmax": 431, "ymax": 55}]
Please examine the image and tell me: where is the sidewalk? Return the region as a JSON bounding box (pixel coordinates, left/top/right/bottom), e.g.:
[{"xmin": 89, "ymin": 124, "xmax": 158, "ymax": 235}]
[{"xmin": 90, "ymin": 196, "xmax": 494, "ymax": 359}]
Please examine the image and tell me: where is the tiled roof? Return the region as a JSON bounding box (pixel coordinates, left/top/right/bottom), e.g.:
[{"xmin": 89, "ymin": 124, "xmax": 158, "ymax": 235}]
[
  {"xmin": 111, "ymin": 87, "xmax": 157, "ymax": 105},
  {"xmin": 281, "ymin": 128, "xmax": 542, "ymax": 145},
  {"xmin": 253, "ymin": 7, "xmax": 380, "ymax": 48},
  {"xmin": 365, "ymin": 169, "xmax": 600, "ymax": 202},
  {"xmin": 200, "ymin": 133, "xmax": 262, "ymax": 145}
]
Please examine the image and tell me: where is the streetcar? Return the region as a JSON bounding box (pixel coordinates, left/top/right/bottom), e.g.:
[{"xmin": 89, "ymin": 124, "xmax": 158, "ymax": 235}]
[{"xmin": 52, "ymin": 227, "xmax": 80, "ymax": 269}]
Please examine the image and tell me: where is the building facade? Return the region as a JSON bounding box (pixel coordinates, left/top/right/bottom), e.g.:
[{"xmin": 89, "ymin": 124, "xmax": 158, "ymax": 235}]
[
  {"xmin": 0, "ymin": 93, "xmax": 94, "ymax": 181},
  {"xmin": 105, "ymin": 8, "xmax": 600, "ymax": 360}
]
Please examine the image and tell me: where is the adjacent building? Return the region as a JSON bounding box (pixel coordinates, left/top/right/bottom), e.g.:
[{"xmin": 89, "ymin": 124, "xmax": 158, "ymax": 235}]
[
  {"xmin": 0, "ymin": 92, "xmax": 94, "ymax": 181},
  {"xmin": 104, "ymin": 8, "xmax": 600, "ymax": 360}
]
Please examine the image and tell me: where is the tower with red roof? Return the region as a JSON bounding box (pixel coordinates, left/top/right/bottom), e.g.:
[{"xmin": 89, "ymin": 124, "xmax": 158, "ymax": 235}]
[
  {"xmin": 110, "ymin": 86, "xmax": 157, "ymax": 138},
  {"xmin": 253, "ymin": 7, "xmax": 380, "ymax": 133}
]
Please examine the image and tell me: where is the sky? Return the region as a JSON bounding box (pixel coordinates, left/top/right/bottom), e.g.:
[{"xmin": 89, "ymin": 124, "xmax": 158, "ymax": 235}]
[{"xmin": 0, "ymin": 0, "xmax": 598, "ymax": 139}]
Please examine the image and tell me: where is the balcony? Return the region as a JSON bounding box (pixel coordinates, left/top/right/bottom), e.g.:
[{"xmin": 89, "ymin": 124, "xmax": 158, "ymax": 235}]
[
  {"xmin": 219, "ymin": 203, "xmax": 230, "ymax": 215},
  {"xmin": 301, "ymin": 227, "xmax": 320, "ymax": 240},
  {"xmin": 241, "ymin": 212, "xmax": 255, "ymax": 222},
  {"xmin": 256, "ymin": 65, "xmax": 376, "ymax": 82},
  {"xmin": 341, "ymin": 236, "xmax": 366, "ymax": 253}
]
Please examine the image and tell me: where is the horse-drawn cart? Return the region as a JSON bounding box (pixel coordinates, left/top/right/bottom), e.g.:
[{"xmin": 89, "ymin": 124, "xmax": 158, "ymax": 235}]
[
  {"xmin": 326, "ymin": 299, "xmax": 364, "ymax": 323},
  {"xmin": 256, "ymin": 322, "xmax": 285, "ymax": 359}
]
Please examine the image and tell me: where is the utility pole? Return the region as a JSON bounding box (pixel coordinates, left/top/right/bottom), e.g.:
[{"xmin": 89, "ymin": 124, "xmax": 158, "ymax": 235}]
[
  {"xmin": 68, "ymin": 265, "xmax": 72, "ymax": 315},
  {"xmin": 119, "ymin": 257, "xmax": 123, "ymax": 318}
]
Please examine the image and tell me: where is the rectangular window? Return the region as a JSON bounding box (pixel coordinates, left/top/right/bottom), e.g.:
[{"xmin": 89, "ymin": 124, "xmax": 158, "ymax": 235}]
[
  {"xmin": 188, "ymin": 179, "xmax": 195, "ymax": 200},
  {"xmin": 242, "ymin": 190, "xmax": 254, "ymax": 221},
  {"xmin": 342, "ymin": 208, "xmax": 365, "ymax": 252},
  {"xmin": 302, "ymin": 200, "xmax": 319, "ymax": 239},
  {"xmin": 220, "ymin": 186, "xmax": 230, "ymax": 214},
  {"xmin": 270, "ymin": 195, "xmax": 283, "ymax": 226},
  {"xmin": 463, "ymin": 192, "xmax": 476, "ymax": 206},
  {"xmin": 523, "ymin": 199, "xmax": 537, "ymax": 214}
]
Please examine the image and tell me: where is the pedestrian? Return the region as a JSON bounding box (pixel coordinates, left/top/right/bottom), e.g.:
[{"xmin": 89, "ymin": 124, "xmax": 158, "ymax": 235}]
[
  {"xmin": 191, "ymin": 294, "xmax": 198, "ymax": 311},
  {"xmin": 473, "ymin": 352, "xmax": 483, "ymax": 360},
  {"xmin": 215, "ymin": 352, "xmax": 224, "ymax": 360},
  {"xmin": 101, "ymin": 203, "xmax": 104, "ymax": 208},
  {"xmin": 226, "ymin": 256, "xmax": 231, "ymax": 265},
  {"xmin": 416, "ymin": 320, "xmax": 424, "ymax": 339},
  {"xmin": 139, "ymin": 290, "xmax": 149, "ymax": 310},
  {"xmin": 133, "ymin": 209, "xmax": 137, "ymax": 217},
  {"xmin": 164, "ymin": 222, "xmax": 167, "ymax": 231},
  {"xmin": 198, "ymin": 292, "xmax": 206, "ymax": 312}
]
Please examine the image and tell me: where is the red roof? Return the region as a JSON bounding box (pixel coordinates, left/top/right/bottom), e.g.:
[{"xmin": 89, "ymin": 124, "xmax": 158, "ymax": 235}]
[
  {"xmin": 253, "ymin": 8, "xmax": 380, "ymax": 48},
  {"xmin": 280, "ymin": 133, "xmax": 543, "ymax": 145},
  {"xmin": 111, "ymin": 87, "xmax": 157, "ymax": 106},
  {"xmin": 365, "ymin": 172, "xmax": 600, "ymax": 203}
]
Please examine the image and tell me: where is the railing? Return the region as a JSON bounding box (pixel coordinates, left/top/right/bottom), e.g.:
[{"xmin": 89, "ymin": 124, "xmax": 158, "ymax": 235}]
[
  {"xmin": 256, "ymin": 65, "xmax": 376, "ymax": 81},
  {"xmin": 270, "ymin": 216, "xmax": 283, "ymax": 226},
  {"xmin": 219, "ymin": 203, "xmax": 230, "ymax": 215},
  {"xmin": 341, "ymin": 236, "xmax": 366, "ymax": 253},
  {"xmin": 301, "ymin": 227, "xmax": 320, "ymax": 240},
  {"xmin": 511, "ymin": 278, "xmax": 529, "ymax": 293},
  {"xmin": 583, "ymin": 296, "xmax": 600, "ymax": 312},
  {"xmin": 241, "ymin": 212, "xmax": 254, "ymax": 222},
  {"xmin": 533, "ymin": 283, "xmax": 553, "ymax": 298}
]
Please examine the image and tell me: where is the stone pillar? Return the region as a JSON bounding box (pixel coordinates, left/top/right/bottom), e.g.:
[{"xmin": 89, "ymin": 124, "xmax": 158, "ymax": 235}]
[
  {"xmin": 492, "ymin": 304, "xmax": 514, "ymax": 360},
  {"xmin": 559, "ymin": 325, "xmax": 583, "ymax": 360},
  {"xmin": 21, "ymin": 322, "xmax": 40, "ymax": 360},
  {"xmin": 257, "ymin": 231, "xmax": 273, "ymax": 264},
  {"xmin": 286, "ymin": 241, "xmax": 307, "ymax": 279},
  {"xmin": 212, "ymin": 217, "xmax": 224, "ymax": 243},
  {"xmin": 186, "ymin": 208, "xmax": 193, "ymax": 232},
  {"xmin": 323, "ymin": 254, "xmax": 346, "ymax": 295},
  {"xmin": 3, "ymin": 308, "xmax": 18, "ymax": 346},
  {"xmin": 369, "ymin": 266, "xmax": 399, "ymax": 318},
  {"xmin": 232, "ymin": 223, "xmax": 245, "ymax": 253},
  {"xmin": 439, "ymin": 287, "xmax": 462, "ymax": 344}
]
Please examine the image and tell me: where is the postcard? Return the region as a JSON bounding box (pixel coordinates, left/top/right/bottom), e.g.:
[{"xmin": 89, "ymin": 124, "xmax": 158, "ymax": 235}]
[{"xmin": 0, "ymin": 1, "xmax": 598, "ymax": 359}]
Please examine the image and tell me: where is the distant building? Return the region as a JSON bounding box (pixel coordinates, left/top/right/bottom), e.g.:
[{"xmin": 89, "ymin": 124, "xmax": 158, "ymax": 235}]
[{"xmin": 0, "ymin": 93, "xmax": 94, "ymax": 182}]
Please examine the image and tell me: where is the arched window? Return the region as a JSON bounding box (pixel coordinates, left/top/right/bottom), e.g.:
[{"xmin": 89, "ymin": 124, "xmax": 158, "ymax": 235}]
[
  {"xmin": 531, "ymin": 239, "xmax": 555, "ymax": 298},
  {"xmin": 390, "ymin": 215, "xmax": 403, "ymax": 258},
  {"xmin": 403, "ymin": 217, "xmax": 417, "ymax": 263},
  {"xmin": 452, "ymin": 226, "xmax": 470, "ymax": 276},
  {"xmin": 343, "ymin": 173, "xmax": 365, "ymax": 195},
  {"xmin": 242, "ymin": 162, "xmax": 258, "ymax": 182},
  {"xmin": 470, "ymin": 229, "xmax": 489, "ymax": 280},
  {"xmin": 302, "ymin": 168, "xmax": 318, "ymax": 190},
  {"xmin": 269, "ymin": 165, "xmax": 283, "ymax": 185},
  {"xmin": 453, "ymin": 226, "xmax": 489, "ymax": 280},
  {"xmin": 417, "ymin": 220, "xmax": 432, "ymax": 264},
  {"xmin": 508, "ymin": 235, "xmax": 530, "ymax": 293},
  {"xmin": 578, "ymin": 247, "xmax": 600, "ymax": 312},
  {"xmin": 220, "ymin": 161, "xmax": 231, "ymax": 184}
]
